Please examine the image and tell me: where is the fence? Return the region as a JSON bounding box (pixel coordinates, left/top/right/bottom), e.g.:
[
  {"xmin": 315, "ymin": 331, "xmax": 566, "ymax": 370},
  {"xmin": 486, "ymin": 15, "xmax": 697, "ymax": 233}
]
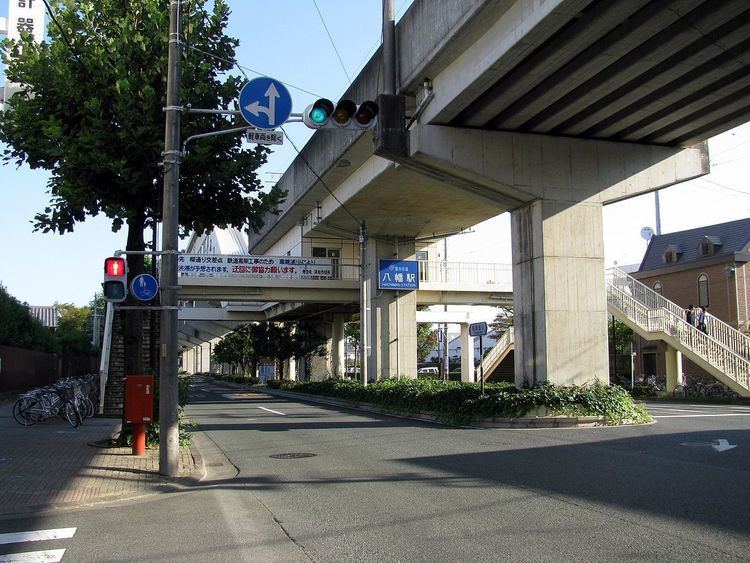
[{"xmin": 0, "ymin": 345, "xmax": 98, "ymax": 393}]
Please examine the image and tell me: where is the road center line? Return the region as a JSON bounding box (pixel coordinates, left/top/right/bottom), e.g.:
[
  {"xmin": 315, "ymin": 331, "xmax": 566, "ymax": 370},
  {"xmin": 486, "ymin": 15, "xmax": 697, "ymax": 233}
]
[
  {"xmin": 0, "ymin": 549, "xmax": 67, "ymax": 562},
  {"xmin": 258, "ymin": 406, "xmax": 286, "ymax": 416},
  {"xmin": 0, "ymin": 528, "xmax": 76, "ymax": 545}
]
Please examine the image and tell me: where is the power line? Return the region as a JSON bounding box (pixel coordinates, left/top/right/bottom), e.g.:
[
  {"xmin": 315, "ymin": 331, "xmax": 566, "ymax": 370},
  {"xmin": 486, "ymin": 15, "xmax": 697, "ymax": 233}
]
[
  {"xmin": 312, "ymin": 0, "xmax": 352, "ymax": 85},
  {"xmin": 187, "ymin": 45, "xmax": 324, "ymax": 99},
  {"xmin": 697, "ymin": 177, "xmax": 750, "ymax": 196},
  {"xmin": 280, "ymin": 125, "xmax": 360, "ymax": 227}
]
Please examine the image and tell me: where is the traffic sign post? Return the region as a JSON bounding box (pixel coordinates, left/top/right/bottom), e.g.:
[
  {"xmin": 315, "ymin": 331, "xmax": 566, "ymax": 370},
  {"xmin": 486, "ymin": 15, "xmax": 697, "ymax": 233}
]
[
  {"xmin": 469, "ymin": 322, "xmax": 488, "ymax": 395},
  {"xmin": 238, "ymin": 77, "xmax": 293, "ymax": 130}
]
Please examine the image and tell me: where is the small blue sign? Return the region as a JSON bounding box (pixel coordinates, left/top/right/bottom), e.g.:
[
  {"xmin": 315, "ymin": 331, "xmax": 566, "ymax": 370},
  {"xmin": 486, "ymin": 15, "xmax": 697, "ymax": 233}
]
[
  {"xmin": 238, "ymin": 77, "xmax": 293, "ymax": 130},
  {"xmin": 131, "ymin": 273, "xmax": 159, "ymax": 302},
  {"xmin": 378, "ymin": 260, "xmax": 419, "ymax": 290}
]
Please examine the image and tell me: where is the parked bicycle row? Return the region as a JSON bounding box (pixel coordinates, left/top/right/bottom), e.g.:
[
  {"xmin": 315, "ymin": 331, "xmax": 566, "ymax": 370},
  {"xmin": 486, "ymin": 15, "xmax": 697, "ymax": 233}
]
[{"xmin": 12, "ymin": 374, "xmax": 99, "ymax": 428}]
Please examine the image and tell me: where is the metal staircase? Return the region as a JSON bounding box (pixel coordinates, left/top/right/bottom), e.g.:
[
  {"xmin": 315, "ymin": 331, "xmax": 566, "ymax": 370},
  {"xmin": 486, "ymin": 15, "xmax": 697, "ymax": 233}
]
[
  {"xmin": 606, "ymin": 268, "xmax": 750, "ymax": 396},
  {"xmin": 476, "ymin": 327, "xmax": 514, "ymax": 382}
]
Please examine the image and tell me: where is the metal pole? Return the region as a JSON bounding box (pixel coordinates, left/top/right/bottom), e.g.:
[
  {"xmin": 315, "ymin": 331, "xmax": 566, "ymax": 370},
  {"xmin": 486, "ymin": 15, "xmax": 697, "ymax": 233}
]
[
  {"xmin": 159, "ymin": 0, "xmax": 182, "ymax": 477},
  {"xmin": 382, "ymin": 0, "xmax": 396, "ymax": 95},
  {"xmin": 479, "ymin": 334, "xmax": 485, "ymax": 395},
  {"xmin": 654, "ymin": 191, "xmax": 662, "ymax": 235},
  {"xmin": 359, "ymin": 221, "xmax": 368, "ymax": 386}
]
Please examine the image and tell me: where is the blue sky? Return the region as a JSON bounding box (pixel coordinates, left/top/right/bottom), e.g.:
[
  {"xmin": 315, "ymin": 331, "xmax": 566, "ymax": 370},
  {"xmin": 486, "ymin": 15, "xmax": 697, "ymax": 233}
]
[{"xmin": 1, "ymin": 0, "xmax": 749, "ymax": 306}]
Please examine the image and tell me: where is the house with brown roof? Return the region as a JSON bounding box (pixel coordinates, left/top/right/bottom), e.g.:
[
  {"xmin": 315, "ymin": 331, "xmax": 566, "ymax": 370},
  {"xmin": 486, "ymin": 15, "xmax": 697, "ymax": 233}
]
[{"xmin": 632, "ymin": 217, "xmax": 750, "ymax": 382}]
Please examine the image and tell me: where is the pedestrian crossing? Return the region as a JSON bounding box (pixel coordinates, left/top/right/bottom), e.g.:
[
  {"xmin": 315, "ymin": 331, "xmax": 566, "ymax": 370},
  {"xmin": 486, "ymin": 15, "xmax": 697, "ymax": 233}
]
[
  {"xmin": 647, "ymin": 402, "xmax": 750, "ymax": 418},
  {"xmin": 0, "ymin": 528, "xmax": 76, "ymax": 562}
]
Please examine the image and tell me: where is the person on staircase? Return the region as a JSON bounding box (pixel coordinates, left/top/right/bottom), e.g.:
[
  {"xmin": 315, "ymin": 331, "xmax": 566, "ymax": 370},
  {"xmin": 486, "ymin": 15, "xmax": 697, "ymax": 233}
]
[{"xmin": 697, "ymin": 306, "xmax": 709, "ymax": 334}]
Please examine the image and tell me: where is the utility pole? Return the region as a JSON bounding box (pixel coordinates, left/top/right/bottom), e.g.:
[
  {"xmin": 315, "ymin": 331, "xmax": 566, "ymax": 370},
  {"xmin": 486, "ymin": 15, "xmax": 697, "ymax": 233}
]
[
  {"xmin": 654, "ymin": 191, "xmax": 662, "ymax": 235},
  {"xmin": 159, "ymin": 0, "xmax": 182, "ymax": 477}
]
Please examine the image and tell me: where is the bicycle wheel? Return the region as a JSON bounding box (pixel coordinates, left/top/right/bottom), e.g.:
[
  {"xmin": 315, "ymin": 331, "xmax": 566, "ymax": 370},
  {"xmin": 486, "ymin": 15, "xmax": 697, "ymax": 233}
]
[
  {"xmin": 13, "ymin": 398, "xmax": 39, "ymax": 426},
  {"xmin": 64, "ymin": 401, "xmax": 81, "ymax": 428},
  {"xmin": 82, "ymin": 396, "xmax": 95, "ymax": 419}
]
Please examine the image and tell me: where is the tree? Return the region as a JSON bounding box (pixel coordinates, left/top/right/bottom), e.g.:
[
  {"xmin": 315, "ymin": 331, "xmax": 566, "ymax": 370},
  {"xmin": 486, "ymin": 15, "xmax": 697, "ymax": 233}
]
[
  {"xmin": 56, "ymin": 302, "xmax": 94, "ymax": 356},
  {"xmin": 0, "ymin": 285, "xmax": 57, "ymax": 353},
  {"xmin": 0, "ymin": 0, "xmax": 284, "ymax": 374},
  {"xmin": 212, "ymin": 324, "xmax": 254, "ymax": 375},
  {"xmin": 489, "ymin": 305, "xmax": 513, "ymax": 338}
]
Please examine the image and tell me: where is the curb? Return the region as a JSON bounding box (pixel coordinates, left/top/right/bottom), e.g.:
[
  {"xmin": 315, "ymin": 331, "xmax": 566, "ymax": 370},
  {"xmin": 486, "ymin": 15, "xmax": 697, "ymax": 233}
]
[{"xmin": 249, "ymin": 385, "xmax": 612, "ymax": 429}]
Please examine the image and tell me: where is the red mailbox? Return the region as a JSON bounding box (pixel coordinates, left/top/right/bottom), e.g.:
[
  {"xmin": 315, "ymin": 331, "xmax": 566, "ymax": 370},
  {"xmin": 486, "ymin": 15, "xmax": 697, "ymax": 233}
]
[
  {"xmin": 124, "ymin": 375, "xmax": 154, "ymax": 423},
  {"xmin": 123, "ymin": 375, "xmax": 154, "ymax": 456}
]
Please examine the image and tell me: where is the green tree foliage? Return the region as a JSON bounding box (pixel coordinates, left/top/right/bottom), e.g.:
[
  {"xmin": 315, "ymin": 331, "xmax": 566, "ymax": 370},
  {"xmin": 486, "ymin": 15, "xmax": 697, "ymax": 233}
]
[
  {"xmin": 0, "ymin": 285, "xmax": 57, "ymax": 352},
  {"xmin": 212, "ymin": 324, "xmax": 254, "ymax": 375},
  {"xmin": 55, "ymin": 303, "xmax": 94, "ymax": 356},
  {"xmin": 489, "ymin": 305, "xmax": 513, "ymax": 337},
  {"xmin": 213, "ymin": 322, "xmax": 327, "ymax": 379},
  {"xmin": 417, "ymin": 322, "xmax": 437, "ymax": 363},
  {"xmin": 0, "ymin": 0, "xmax": 285, "ymax": 371}
]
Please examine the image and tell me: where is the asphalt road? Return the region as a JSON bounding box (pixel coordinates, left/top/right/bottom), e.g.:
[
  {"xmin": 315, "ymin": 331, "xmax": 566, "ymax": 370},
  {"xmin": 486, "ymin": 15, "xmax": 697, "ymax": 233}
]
[{"xmin": 1, "ymin": 379, "xmax": 749, "ymax": 562}]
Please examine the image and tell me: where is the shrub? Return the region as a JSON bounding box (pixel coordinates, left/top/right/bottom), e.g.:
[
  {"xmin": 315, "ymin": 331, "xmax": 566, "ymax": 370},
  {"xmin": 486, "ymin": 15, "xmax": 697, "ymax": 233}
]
[{"xmin": 266, "ymin": 378, "xmax": 651, "ymax": 425}]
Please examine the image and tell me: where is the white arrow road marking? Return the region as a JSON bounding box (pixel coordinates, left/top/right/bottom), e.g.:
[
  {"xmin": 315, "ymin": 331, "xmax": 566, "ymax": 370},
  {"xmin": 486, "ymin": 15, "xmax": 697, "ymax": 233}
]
[
  {"xmin": 244, "ymin": 83, "xmax": 281, "ymax": 125},
  {"xmin": 0, "ymin": 549, "xmax": 67, "ymax": 562},
  {"xmin": 712, "ymin": 439, "xmax": 737, "ymax": 452},
  {"xmin": 258, "ymin": 406, "xmax": 285, "ymax": 416},
  {"xmin": 680, "ymin": 439, "xmax": 738, "ymax": 452},
  {"xmin": 0, "ymin": 529, "xmax": 76, "ymax": 545}
]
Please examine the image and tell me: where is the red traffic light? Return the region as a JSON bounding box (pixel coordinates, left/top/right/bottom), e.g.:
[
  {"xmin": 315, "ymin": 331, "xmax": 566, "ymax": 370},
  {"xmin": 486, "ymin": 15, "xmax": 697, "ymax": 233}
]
[
  {"xmin": 105, "ymin": 257, "xmax": 126, "ymax": 277},
  {"xmin": 353, "ymin": 101, "xmax": 379, "ymax": 129}
]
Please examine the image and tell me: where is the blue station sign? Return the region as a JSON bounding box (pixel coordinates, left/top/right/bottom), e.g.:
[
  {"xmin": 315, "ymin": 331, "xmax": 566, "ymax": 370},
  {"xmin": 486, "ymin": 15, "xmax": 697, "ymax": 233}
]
[{"xmin": 378, "ymin": 260, "xmax": 419, "ymax": 290}]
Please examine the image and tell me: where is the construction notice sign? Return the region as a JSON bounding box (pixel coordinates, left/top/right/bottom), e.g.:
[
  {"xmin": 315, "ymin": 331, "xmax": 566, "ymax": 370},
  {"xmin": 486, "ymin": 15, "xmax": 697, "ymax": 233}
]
[{"xmin": 178, "ymin": 254, "xmax": 333, "ymax": 279}]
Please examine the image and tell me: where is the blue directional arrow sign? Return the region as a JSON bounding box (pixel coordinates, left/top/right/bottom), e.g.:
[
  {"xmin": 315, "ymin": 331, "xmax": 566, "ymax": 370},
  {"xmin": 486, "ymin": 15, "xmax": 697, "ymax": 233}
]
[
  {"xmin": 238, "ymin": 77, "xmax": 293, "ymax": 130},
  {"xmin": 130, "ymin": 273, "xmax": 159, "ymax": 302}
]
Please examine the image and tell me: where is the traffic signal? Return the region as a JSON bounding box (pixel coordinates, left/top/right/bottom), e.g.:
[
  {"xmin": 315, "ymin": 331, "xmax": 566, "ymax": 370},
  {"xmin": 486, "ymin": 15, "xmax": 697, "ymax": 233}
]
[
  {"xmin": 303, "ymin": 98, "xmax": 379, "ymax": 130},
  {"xmin": 103, "ymin": 256, "xmax": 128, "ymax": 303}
]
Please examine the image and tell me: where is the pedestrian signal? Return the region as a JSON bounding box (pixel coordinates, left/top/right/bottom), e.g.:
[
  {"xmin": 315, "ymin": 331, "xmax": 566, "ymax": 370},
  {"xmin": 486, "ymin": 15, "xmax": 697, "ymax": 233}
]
[{"xmin": 103, "ymin": 256, "xmax": 128, "ymax": 303}]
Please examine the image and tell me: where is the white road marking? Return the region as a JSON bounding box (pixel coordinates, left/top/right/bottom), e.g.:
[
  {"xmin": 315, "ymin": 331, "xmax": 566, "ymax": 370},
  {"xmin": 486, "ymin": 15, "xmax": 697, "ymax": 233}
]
[
  {"xmin": 0, "ymin": 529, "xmax": 76, "ymax": 545},
  {"xmin": 258, "ymin": 406, "xmax": 286, "ymax": 416},
  {"xmin": 655, "ymin": 413, "xmax": 750, "ymax": 418},
  {"xmin": 0, "ymin": 549, "xmax": 66, "ymax": 562}
]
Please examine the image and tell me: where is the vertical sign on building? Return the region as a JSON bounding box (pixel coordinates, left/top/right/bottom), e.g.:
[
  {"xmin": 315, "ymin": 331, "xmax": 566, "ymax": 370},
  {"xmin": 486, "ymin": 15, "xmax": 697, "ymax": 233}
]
[{"xmin": 2, "ymin": 0, "xmax": 47, "ymax": 106}]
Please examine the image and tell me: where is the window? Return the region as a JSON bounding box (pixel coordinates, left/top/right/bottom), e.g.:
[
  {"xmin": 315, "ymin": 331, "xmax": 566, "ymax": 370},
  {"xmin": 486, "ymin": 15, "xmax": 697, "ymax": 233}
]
[
  {"xmin": 697, "ymin": 273, "xmax": 709, "ymax": 307},
  {"xmin": 662, "ymin": 245, "xmax": 681, "ymax": 264},
  {"xmin": 653, "ymin": 281, "xmax": 663, "ymax": 295}
]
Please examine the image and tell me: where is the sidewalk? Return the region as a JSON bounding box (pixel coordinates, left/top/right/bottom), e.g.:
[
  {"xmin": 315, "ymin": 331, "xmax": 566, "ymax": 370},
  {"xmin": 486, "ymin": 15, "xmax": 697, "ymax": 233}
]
[{"xmin": 0, "ymin": 398, "xmax": 199, "ymax": 515}]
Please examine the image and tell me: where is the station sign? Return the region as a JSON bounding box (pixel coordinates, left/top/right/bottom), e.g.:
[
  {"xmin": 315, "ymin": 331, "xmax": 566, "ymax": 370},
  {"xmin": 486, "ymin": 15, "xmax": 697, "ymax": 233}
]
[{"xmin": 378, "ymin": 260, "xmax": 419, "ymax": 290}]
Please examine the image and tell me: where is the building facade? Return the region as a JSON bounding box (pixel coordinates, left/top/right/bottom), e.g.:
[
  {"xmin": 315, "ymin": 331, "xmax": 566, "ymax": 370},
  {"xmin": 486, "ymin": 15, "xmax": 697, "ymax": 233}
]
[{"xmin": 632, "ymin": 218, "xmax": 750, "ymax": 383}]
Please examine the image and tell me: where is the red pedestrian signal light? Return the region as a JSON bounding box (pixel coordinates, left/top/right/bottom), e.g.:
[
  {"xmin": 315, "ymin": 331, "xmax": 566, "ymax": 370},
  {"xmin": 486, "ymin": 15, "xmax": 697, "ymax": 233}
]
[
  {"xmin": 103, "ymin": 256, "xmax": 128, "ymax": 303},
  {"xmin": 303, "ymin": 98, "xmax": 379, "ymax": 130}
]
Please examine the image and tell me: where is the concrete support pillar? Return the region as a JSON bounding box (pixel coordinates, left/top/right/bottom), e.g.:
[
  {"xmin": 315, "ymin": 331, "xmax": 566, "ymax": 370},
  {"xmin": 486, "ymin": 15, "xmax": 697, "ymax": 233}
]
[
  {"xmin": 459, "ymin": 323, "xmax": 475, "ymax": 382},
  {"xmin": 332, "ymin": 314, "xmax": 346, "ymax": 378},
  {"xmin": 665, "ymin": 346, "xmax": 683, "ymax": 392},
  {"xmin": 365, "ymin": 238, "xmax": 418, "ymax": 381},
  {"xmin": 511, "ymin": 199, "xmax": 609, "ymax": 388},
  {"xmin": 287, "ymin": 356, "xmax": 297, "ymax": 381}
]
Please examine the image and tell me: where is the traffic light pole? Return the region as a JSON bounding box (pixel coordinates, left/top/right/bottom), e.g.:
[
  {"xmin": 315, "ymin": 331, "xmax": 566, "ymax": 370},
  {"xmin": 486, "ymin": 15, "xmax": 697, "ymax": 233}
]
[{"xmin": 159, "ymin": 0, "xmax": 183, "ymax": 477}]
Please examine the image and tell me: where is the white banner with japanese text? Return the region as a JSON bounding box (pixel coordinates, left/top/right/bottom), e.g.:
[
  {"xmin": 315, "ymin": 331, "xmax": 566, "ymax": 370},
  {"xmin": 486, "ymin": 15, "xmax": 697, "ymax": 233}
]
[{"xmin": 178, "ymin": 254, "xmax": 334, "ymax": 279}]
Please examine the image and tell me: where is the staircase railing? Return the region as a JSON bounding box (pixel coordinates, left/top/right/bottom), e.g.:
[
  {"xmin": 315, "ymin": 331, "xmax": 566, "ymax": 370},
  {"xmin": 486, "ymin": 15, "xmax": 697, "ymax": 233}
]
[
  {"xmin": 607, "ymin": 284, "xmax": 750, "ymax": 390},
  {"xmin": 606, "ymin": 267, "xmax": 750, "ymax": 362},
  {"xmin": 476, "ymin": 327, "xmax": 514, "ymax": 381}
]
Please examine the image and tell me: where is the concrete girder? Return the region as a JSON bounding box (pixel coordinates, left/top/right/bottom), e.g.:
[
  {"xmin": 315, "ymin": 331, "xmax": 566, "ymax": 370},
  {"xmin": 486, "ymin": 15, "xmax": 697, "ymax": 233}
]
[
  {"xmin": 178, "ymin": 307, "xmax": 265, "ymax": 323},
  {"xmin": 406, "ymin": 125, "xmax": 709, "ymax": 207}
]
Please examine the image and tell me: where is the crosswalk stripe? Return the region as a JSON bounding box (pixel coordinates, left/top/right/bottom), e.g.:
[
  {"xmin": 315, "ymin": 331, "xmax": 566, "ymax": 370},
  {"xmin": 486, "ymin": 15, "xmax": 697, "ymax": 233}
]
[
  {"xmin": 0, "ymin": 529, "xmax": 76, "ymax": 546},
  {"xmin": 0, "ymin": 549, "xmax": 66, "ymax": 562}
]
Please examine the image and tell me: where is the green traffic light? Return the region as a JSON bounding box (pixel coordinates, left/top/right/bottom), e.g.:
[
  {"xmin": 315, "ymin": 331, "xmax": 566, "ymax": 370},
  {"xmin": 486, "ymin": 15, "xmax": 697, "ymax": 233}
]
[{"xmin": 311, "ymin": 107, "xmax": 328, "ymax": 123}]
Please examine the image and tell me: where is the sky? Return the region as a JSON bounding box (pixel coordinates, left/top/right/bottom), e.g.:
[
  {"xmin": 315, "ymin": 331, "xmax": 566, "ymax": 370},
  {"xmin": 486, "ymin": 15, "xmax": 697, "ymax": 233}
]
[{"xmin": 1, "ymin": 0, "xmax": 749, "ymax": 307}]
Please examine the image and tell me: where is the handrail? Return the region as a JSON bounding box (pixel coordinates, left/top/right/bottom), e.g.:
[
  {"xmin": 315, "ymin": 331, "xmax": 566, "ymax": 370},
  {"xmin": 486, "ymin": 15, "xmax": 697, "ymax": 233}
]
[
  {"xmin": 476, "ymin": 327, "xmax": 514, "ymax": 381},
  {"xmin": 607, "ymin": 284, "xmax": 750, "ymax": 390},
  {"xmin": 606, "ymin": 267, "xmax": 750, "ymax": 362}
]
